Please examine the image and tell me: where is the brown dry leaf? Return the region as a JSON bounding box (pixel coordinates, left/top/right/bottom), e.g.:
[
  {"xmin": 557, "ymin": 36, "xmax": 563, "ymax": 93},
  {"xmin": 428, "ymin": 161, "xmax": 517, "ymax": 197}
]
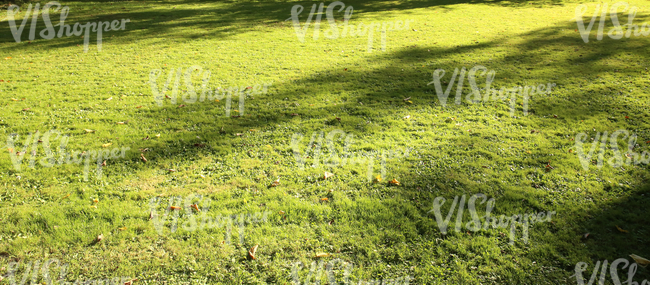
[
  {"xmin": 102, "ymin": 143, "xmax": 112, "ymax": 148},
  {"xmin": 323, "ymin": 172, "xmax": 334, "ymax": 179},
  {"xmin": 630, "ymin": 254, "xmax": 650, "ymax": 268},
  {"xmin": 7, "ymin": 148, "xmax": 14, "ymax": 153},
  {"xmin": 96, "ymin": 234, "xmax": 104, "ymax": 242},
  {"xmin": 169, "ymin": 206, "xmax": 181, "ymax": 210},
  {"xmin": 149, "ymin": 211, "xmax": 154, "ymax": 220},
  {"xmin": 271, "ymin": 178, "xmax": 280, "ymax": 187},
  {"xmin": 21, "ymin": 108, "xmax": 30, "ymax": 111},
  {"xmin": 136, "ymin": 106, "xmax": 143, "ymax": 109},
  {"xmin": 140, "ymin": 153, "xmax": 147, "ymax": 162},
  {"xmin": 190, "ymin": 204, "xmax": 200, "ymax": 212},
  {"xmin": 84, "ymin": 129, "xmax": 95, "ymax": 133},
  {"xmin": 168, "ymin": 169, "xmax": 176, "ymax": 172},
  {"xmin": 388, "ymin": 179, "xmax": 401, "ymax": 186},
  {"xmin": 178, "ymin": 104, "xmax": 186, "ymax": 108},
  {"xmin": 315, "ymin": 253, "xmax": 331, "ymax": 258},
  {"xmin": 248, "ymin": 244, "xmax": 259, "ymax": 260},
  {"xmin": 123, "ymin": 278, "xmax": 139, "ymax": 285},
  {"xmin": 616, "ymin": 225, "xmax": 629, "ymax": 233},
  {"xmin": 320, "ymin": 198, "xmax": 329, "ymax": 201},
  {"xmin": 101, "ymin": 160, "xmax": 106, "ymax": 167}
]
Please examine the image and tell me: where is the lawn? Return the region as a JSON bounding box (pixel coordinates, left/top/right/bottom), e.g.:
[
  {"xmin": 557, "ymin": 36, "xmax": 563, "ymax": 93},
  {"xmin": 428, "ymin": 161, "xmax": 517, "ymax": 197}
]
[{"xmin": 1, "ymin": 0, "xmax": 650, "ymax": 284}]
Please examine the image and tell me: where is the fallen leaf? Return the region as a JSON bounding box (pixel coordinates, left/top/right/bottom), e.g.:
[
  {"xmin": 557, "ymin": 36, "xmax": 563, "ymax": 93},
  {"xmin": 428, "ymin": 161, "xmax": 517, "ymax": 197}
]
[
  {"xmin": 93, "ymin": 198, "xmax": 99, "ymax": 203},
  {"xmin": 403, "ymin": 97, "xmax": 411, "ymax": 102},
  {"xmin": 406, "ymin": 100, "xmax": 413, "ymax": 104},
  {"xmin": 235, "ymin": 133, "xmax": 243, "ymax": 136},
  {"xmin": 271, "ymin": 178, "xmax": 280, "ymax": 187},
  {"xmin": 140, "ymin": 153, "xmax": 147, "ymax": 162},
  {"xmin": 123, "ymin": 278, "xmax": 139, "ymax": 285},
  {"xmin": 21, "ymin": 108, "xmax": 30, "ymax": 111},
  {"xmin": 118, "ymin": 227, "xmax": 126, "ymax": 231},
  {"xmin": 7, "ymin": 148, "xmax": 14, "ymax": 153},
  {"xmin": 315, "ymin": 252, "xmax": 331, "ymax": 258},
  {"xmin": 323, "ymin": 172, "xmax": 334, "ymax": 179},
  {"xmin": 84, "ymin": 129, "xmax": 95, "ymax": 133},
  {"xmin": 101, "ymin": 160, "xmax": 106, "ymax": 167},
  {"xmin": 279, "ymin": 210, "xmax": 285, "ymax": 215},
  {"xmin": 5, "ymin": 57, "xmax": 11, "ymax": 60},
  {"xmin": 320, "ymin": 198, "xmax": 329, "ymax": 201},
  {"xmin": 136, "ymin": 106, "xmax": 142, "ymax": 109},
  {"xmin": 389, "ymin": 179, "xmax": 401, "ymax": 186},
  {"xmin": 10, "ymin": 98, "xmax": 18, "ymax": 101},
  {"xmin": 149, "ymin": 211, "xmax": 154, "ymax": 220},
  {"xmin": 178, "ymin": 104, "xmax": 186, "ymax": 108},
  {"xmin": 168, "ymin": 169, "xmax": 176, "ymax": 172},
  {"xmin": 170, "ymin": 206, "xmax": 181, "ymax": 210},
  {"xmin": 190, "ymin": 204, "xmax": 200, "ymax": 212},
  {"xmin": 445, "ymin": 117, "xmax": 454, "ymax": 123},
  {"xmin": 116, "ymin": 122, "xmax": 125, "ymax": 125},
  {"xmin": 155, "ymin": 133, "xmax": 161, "ymax": 138},
  {"xmin": 248, "ymin": 244, "xmax": 259, "ymax": 260},
  {"xmin": 404, "ymin": 115, "xmax": 410, "ymax": 119},
  {"xmin": 62, "ymin": 193, "xmax": 71, "ymax": 200},
  {"xmin": 616, "ymin": 225, "xmax": 629, "ymax": 233},
  {"xmin": 102, "ymin": 143, "xmax": 112, "ymax": 148},
  {"xmin": 96, "ymin": 234, "xmax": 104, "ymax": 242},
  {"xmin": 106, "ymin": 97, "xmax": 113, "ymax": 101},
  {"xmin": 374, "ymin": 175, "xmax": 382, "ymax": 183},
  {"xmin": 630, "ymin": 254, "xmax": 650, "ymax": 268}
]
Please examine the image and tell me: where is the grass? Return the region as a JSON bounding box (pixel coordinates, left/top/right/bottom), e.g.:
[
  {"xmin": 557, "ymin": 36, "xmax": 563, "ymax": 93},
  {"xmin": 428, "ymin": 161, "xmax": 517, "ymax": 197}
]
[{"xmin": 1, "ymin": 0, "xmax": 650, "ymax": 284}]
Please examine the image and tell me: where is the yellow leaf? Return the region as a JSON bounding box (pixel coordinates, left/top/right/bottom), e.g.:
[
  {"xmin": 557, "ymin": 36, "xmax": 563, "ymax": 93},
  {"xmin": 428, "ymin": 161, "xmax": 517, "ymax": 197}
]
[
  {"xmin": 630, "ymin": 254, "xmax": 650, "ymax": 268},
  {"xmin": 374, "ymin": 175, "xmax": 382, "ymax": 183},
  {"xmin": 10, "ymin": 98, "xmax": 18, "ymax": 101},
  {"xmin": 102, "ymin": 143, "xmax": 112, "ymax": 148},
  {"xmin": 616, "ymin": 225, "xmax": 629, "ymax": 233},
  {"xmin": 315, "ymin": 253, "xmax": 331, "ymax": 258},
  {"xmin": 93, "ymin": 198, "xmax": 99, "ymax": 203},
  {"xmin": 62, "ymin": 193, "xmax": 71, "ymax": 200},
  {"xmin": 320, "ymin": 198, "xmax": 329, "ymax": 201},
  {"xmin": 389, "ymin": 179, "xmax": 401, "ymax": 186},
  {"xmin": 118, "ymin": 227, "xmax": 127, "ymax": 231}
]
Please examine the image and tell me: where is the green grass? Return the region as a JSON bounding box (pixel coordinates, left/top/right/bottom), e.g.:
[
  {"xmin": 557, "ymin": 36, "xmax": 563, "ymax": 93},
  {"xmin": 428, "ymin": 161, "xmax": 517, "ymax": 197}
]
[{"xmin": 1, "ymin": 0, "xmax": 650, "ymax": 284}]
